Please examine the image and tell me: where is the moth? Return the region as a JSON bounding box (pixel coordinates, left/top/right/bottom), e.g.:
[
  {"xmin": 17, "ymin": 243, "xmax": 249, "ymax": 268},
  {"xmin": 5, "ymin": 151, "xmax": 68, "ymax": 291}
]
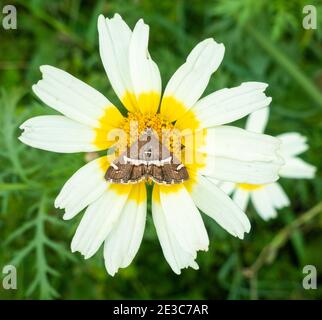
[{"xmin": 105, "ymin": 128, "xmax": 189, "ymax": 184}]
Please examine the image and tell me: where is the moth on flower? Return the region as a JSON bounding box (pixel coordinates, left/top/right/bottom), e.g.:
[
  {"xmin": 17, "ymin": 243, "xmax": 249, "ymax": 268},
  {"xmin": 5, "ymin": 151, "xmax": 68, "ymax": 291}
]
[
  {"xmin": 218, "ymin": 107, "xmax": 317, "ymax": 220},
  {"xmin": 19, "ymin": 14, "xmax": 283, "ymax": 275}
]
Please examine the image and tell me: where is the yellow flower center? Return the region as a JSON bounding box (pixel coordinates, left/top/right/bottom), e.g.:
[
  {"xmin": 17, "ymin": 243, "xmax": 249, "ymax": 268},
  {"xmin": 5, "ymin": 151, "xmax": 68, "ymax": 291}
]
[
  {"xmin": 119, "ymin": 111, "xmax": 181, "ymax": 153},
  {"xmin": 237, "ymin": 183, "xmax": 263, "ymax": 191}
]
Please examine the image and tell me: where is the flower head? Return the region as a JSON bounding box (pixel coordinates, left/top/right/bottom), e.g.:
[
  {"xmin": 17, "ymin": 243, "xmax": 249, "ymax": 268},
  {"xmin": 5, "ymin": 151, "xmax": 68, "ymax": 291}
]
[
  {"xmin": 19, "ymin": 14, "xmax": 282, "ymax": 275},
  {"xmin": 219, "ymin": 107, "xmax": 316, "ymax": 220}
]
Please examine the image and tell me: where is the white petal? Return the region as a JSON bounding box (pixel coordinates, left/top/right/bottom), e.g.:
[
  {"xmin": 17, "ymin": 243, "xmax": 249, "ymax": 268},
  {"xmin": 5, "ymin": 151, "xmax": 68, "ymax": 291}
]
[
  {"xmin": 265, "ymin": 183, "xmax": 290, "ymax": 209},
  {"xmin": 200, "ymin": 155, "xmax": 282, "ymax": 184},
  {"xmin": 71, "ymin": 187, "xmax": 131, "ymax": 259},
  {"xmin": 55, "ymin": 157, "xmax": 108, "ymax": 220},
  {"xmin": 158, "ymin": 185, "xmax": 209, "ymax": 254},
  {"xmin": 191, "ymin": 175, "xmax": 250, "ymax": 239},
  {"xmin": 245, "ymin": 107, "xmax": 270, "ymax": 133},
  {"xmin": 250, "ymin": 189, "xmax": 277, "ymax": 220},
  {"xmin": 32, "ymin": 65, "xmax": 118, "ymax": 127},
  {"xmin": 129, "ymin": 19, "xmax": 161, "ymax": 114},
  {"xmin": 200, "ymin": 125, "xmax": 281, "ymax": 162},
  {"xmin": 98, "ymin": 14, "xmax": 135, "ymax": 111},
  {"xmin": 182, "ymin": 82, "xmax": 271, "ymax": 128},
  {"xmin": 215, "ymin": 180, "xmax": 236, "ymax": 195},
  {"xmin": 104, "ymin": 184, "xmax": 147, "ymax": 276},
  {"xmin": 279, "ymin": 157, "xmax": 316, "ymax": 179},
  {"xmin": 161, "ymin": 38, "xmax": 225, "ymax": 121},
  {"xmin": 278, "ymin": 132, "xmax": 309, "ymax": 157},
  {"xmin": 152, "ymin": 187, "xmax": 199, "ymax": 274},
  {"xmin": 19, "ymin": 115, "xmax": 97, "ymax": 153},
  {"xmin": 232, "ymin": 189, "xmax": 250, "ymax": 212}
]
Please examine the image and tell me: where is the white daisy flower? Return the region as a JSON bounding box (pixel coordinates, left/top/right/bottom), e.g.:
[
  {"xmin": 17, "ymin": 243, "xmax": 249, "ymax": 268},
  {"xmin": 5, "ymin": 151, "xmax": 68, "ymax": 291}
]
[
  {"xmin": 218, "ymin": 107, "xmax": 317, "ymax": 221},
  {"xmin": 19, "ymin": 14, "xmax": 282, "ymax": 275}
]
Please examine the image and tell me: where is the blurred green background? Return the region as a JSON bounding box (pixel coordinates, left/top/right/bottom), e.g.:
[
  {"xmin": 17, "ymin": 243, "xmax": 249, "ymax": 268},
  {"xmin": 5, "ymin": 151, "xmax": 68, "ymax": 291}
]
[{"xmin": 0, "ymin": 0, "xmax": 322, "ymax": 300}]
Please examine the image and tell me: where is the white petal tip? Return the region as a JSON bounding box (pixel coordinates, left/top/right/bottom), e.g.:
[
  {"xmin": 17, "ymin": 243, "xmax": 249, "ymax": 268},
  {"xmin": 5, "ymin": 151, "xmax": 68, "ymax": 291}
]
[
  {"xmin": 54, "ymin": 197, "xmax": 61, "ymax": 207},
  {"xmin": 113, "ymin": 13, "xmax": 122, "ymax": 19},
  {"xmin": 244, "ymin": 218, "xmax": 251, "ymax": 233},
  {"xmin": 259, "ymin": 82, "xmax": 269, "ymax": 89},
  {"xmin": 71, "ymin": 242, "xmax": 80, "ymax": 255},
  {"xmin": 237, "ymin": 232, "xmax": 246, "ymax": 240},
  {"xmin": 106, "ymin": 266, "xmax": 118, "ymax": 277},
  {"xmin": 31, "ymin": 84, "xmax": 39, "ymax": 94},
  {"xmin": 19, "ymin": 121, "xmax": 26, "ymax": 129},
  {"xmin": 71, "ymin": 248, "xmax": 91, "ymax": 260},
  {"xmin": 62, "ymin": 208, "xmax": 79, "ymax": 220},
  {"xmin": 261, "ymin": 214, "xmax": 277, "ymax": 221},
  {"xmin": 236, "ymin": 227, "xmax": 251, "ymax": 239},
  {"xmin": 311, "ymin": 167, "xmax": 317, "ymax": 177},
  {"xmin": 62, "ymin": 214, "xmax": 71, "ymax": 221},
  {"xmin": 204, "ymin": 37, "xmax": 220, "ymax": 45},
  {"xmin": 98, "ymin": 14, "xmax": 105, "ymax": 23},
  {"xmin": 218, "ymin": 42, "xmax": 225, "ymax": 49},
  {"xmin": 242, "ymin": 81, "xmax": 268, "ymax": 90},
  {"xmin": 18, "ymin": 135, "xmax": 28, "ymax": 145},
  {"xmin": 39, "ymin": 65, "xmax": 48, "ymax": 73},
  {"xmin": 200, "ymin": 245, "xmax": 209, "ymax": 252},
  {"xmin": 97, "ymin": 15, "xmax": 107, "ymax": 29},
  {"xmin": 203, "ymin": 38, "xmax": 214, "ymax": 43},
  {"xmin": 191, "ymin": 262, "xmax": 199, "ymax": 270}
]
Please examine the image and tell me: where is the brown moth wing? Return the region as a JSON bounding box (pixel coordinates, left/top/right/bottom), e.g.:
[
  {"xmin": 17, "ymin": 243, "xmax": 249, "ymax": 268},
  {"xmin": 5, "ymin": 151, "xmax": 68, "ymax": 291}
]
[
  {"xmin": 104, "ymin": 128, "xmax": 190, "ymax": 184},
  {"xmin": 129, "ymin": 165, "xmax": 146, "ymax": 183},
  {"xmin": 105, "ymin": 163, "xmax": 133, "ymax": 183},
  {"xmin": 177, "ymin": 165, "xmax": 189, "ymax": 181},
  {"xmin": 161, "ymin": 164, "xmax": 189, "ymax": 184},
  {"xmin": 148, "ymin": 165, "xmax": 164, "ymax": 184}
]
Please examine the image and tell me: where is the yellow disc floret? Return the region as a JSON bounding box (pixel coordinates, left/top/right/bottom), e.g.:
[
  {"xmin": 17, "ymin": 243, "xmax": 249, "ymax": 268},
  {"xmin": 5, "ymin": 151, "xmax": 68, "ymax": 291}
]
[{"xmin": 120, "ymin": 111, "xmax": 181, "ymax": 153}]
